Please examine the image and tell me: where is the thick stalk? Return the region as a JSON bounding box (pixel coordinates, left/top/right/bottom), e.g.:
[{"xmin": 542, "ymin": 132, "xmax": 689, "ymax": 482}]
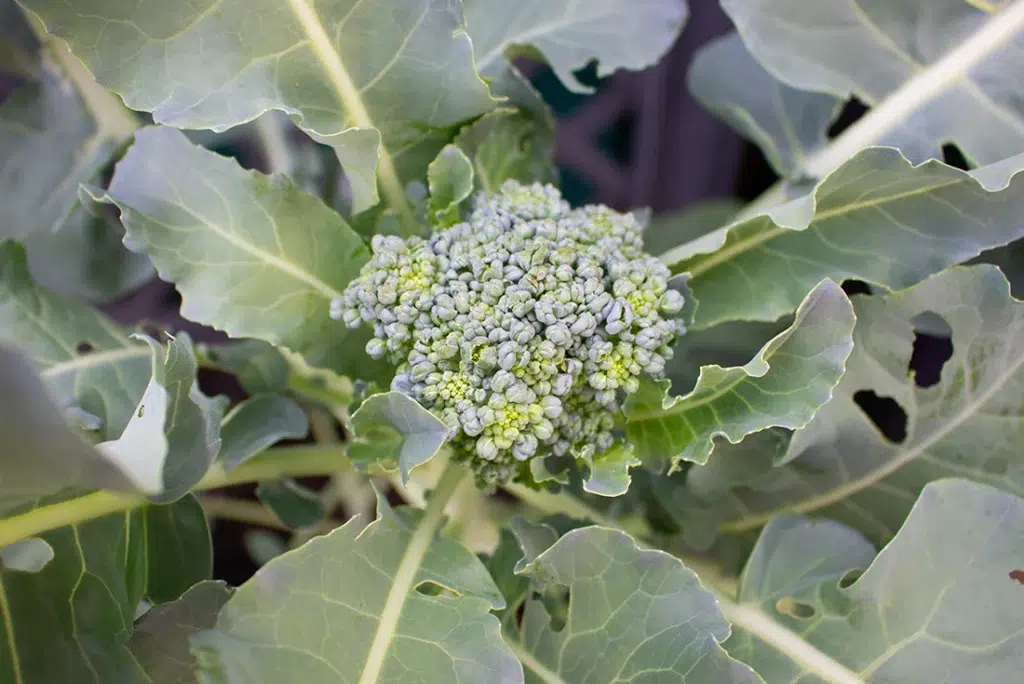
[{"xmin": 0, "ymin": 444, "xmax": 353, "ymax": 548}]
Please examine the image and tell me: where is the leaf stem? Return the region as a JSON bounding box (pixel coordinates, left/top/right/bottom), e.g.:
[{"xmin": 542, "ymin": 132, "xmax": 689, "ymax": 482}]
[
  {"xmin": 357, "ymin": 460, "xmax": 467, "ymax": 684},
  {"xmin": 0, "ymin": 444, "xmax": 353, "ymax": 548},
  {"xmin": 283, "ymin": 0, "xmax": 417, "ymax": 232}
]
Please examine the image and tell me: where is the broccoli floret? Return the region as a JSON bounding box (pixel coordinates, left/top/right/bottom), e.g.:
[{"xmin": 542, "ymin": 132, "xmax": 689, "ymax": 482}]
[{"xmin": 335, "ymin": 181, "xmax": 685, "ymax": 486}]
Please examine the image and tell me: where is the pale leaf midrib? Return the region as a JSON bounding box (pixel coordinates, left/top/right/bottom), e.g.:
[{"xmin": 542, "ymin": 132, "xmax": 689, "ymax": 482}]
[
  {"xmin": 721, "ymin": 600, "xmax": 864, "ymax": 684},
  {"xmin": 723, "ymin": 342, "xmax": 1024, "ymax": 532},
  {"xmin": 356, "ymin": 466, "xmax": 464, "ymax": 684},
  {"xmin": 282, "ymin": 0, "xmax": 414, "ymax": 227},
  {"xmin": 40, "ymin": 346, "xmax": 150, "ymax": 379},
  {"xmin": 680, "ymin": 176, "xmax": 963, "ymax": 278},
  {"xmin": 505, "ymin": 637, "xmax": 566, "ymax": 684}
]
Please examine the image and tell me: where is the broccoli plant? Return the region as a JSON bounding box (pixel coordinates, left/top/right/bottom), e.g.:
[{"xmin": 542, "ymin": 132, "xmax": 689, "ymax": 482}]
[{"xmin": 1, "ymin": 1, "xmax": 1023, "ymax": 683}]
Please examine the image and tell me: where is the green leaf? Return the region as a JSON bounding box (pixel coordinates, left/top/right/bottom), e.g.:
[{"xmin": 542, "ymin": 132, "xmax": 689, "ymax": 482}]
[
  {"xmin": 255, "ymin": 478, "xmax": 325, "ymax": 528},
  {"xmin": 688, "ymin": 32, "xmax": 843, "ymax": 177},
  {"xmin": 0, "ymin": 343, "xmax": 139, "ymax": 514},
  {"xmin": 129, "ymin": 580, "xmax": 234, "ymax": 684},
  {"xmin": 0, "ymin": 537, "xmax": 54, "ymax": 573},
  {"xmin": 0, "ymin": 8, "xmax": 151, "ymax": 301},
  {"xmin": 142, "ymin": 494, "xmax": 212, "ymax": 603},
  {"xmin": 0, "ymin": 240, "xmax": 151, "ymax": 439},
  {"xmin": 21, "ymin": 0, "xmax": 497, "ymax": 215},
  {"xmin": 466, "ymin": 0, "xmax": 689, "ymax": 93},
  {"xmin": 453, "ymin": 107, "xmax": 556, "ymax": 194},
  {"xmin": 0, "ymin": 512, "xmax": 148, "ymax": 682},
  {"xmin": 666, "ymin": 149, "xmax": 1024, "ymax": 329},
  {"xmin": 349, "ymin": 392, "xmax": 451, "ymax": 483},
  {"xmin": 97, "ymin": 333, "xmax": 222, "ymax": 502},
  {"xmin": 201, "ymin": 340, "xmax": 291, "ymax": 395},
  {"xmin": 97, "ymin": 126, "xmax": 388, "ymax": 381},
  {"xmin": 692, "ymin": 264, "xmax": 1024, "ymax": 546},
  {"xmin": 219, "ymin": 395, "xmax": 309, "ymax": 470},
  {"xmin": 624, "ymin": 279, "xmax": 854, "ymax": 471},
  {"xmin": 191, "ymin": 490, "xmax": 520, "ymax": 683},
  {"xmin": 427, "ymin": 144, "xmax": 474, "ymax": 227},
  {"xmin": 508, "ymin": 526, "xmax": 762, "ymax": 683},
  {"xmin": 581, "ymin": 443, "xmax": 641, "ymax": 498},
  {"xmin": 721, "ymin": 0, "xmax": 1024, "ymax": 165},
  {"xmin": 722, "ymin": 479, "xmax": 1024, "ymax": 682}
]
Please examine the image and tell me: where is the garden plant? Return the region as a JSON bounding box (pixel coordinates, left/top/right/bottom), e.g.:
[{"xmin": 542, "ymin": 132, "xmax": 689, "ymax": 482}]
[{"xmin": 1, "ymin": 0, "xmax": 1023, "ymax": 682}]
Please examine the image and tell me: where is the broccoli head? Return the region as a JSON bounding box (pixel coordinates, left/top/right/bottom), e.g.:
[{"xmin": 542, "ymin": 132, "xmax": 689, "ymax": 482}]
[{"xmin": 335, "ymin": 181, "xmax": 685, "ymax": 486}]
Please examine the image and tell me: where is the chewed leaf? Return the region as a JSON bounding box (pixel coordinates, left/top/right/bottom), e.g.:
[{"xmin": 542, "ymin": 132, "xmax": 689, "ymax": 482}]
[
  {"xmin": 191, "ymin": 492, "xmax": 520, "ymax": 683},
  {"xmin": 688, "ymin": 32, "xmax": 843, "ymax": 177},
  {"xmin": 724, "ymin": 479, "xmax": 1024, "ymax": 682},
  {"xmin": 625, "ymin": 279, "xmax": 854, "ymax": 471},
  {"xmin": 349, "ymin": 392, "xmax": 451, "ymax": 482},
  {"xmin": 694, "ymin": 265, "xmax": 1024, "ymax": 546},
  {"xmin": 98, "ymin": 333, "xmax": 221, "ymax": 502},
  {"xmin": 511, "ymin": 526, "xmax": 762, "ymax": 683},
  {"xmin": 21, "ymin": 0, "xmax": 497, "ymax": 214},
  {"xmin": 427, "ymin": 145, "xmax": 474, "ymax": 227},
  {"xmin": 721, "ymin": 0, "xmax": 1024, "ymax": 165}
]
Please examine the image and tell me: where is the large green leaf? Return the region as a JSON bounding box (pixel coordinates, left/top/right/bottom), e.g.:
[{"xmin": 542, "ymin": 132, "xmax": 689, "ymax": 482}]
[
  {"xmin": 129, "ymin": 581, "xmax": 234, "ymax": 684},
  {"xmin": 97, "ymin": 126, "xmax": 388, "ymax": 380},
  {"xmin": 721, "ymin": 479, "xmax": 1024, "ymax": 682},
  {"xmin": 97, "ymin": 333, "xmax": 222, "ymax": 503},
  {"xmin": 0, "ymin": 344, "xmax": 139, "ymax": 515},
  {"xmin": 506, "ymin": 526, "xmax": 761, "ymax": 683},
  {"xmin": 665, "ymin": 149, "xmax": 1024, "ymax": 329},
  {"xmin": 20, "ymin": 0, "xmax": 497, "ymax": 215},
  {"xmin": 0, "ymin": 512, "xmax": 148, "ymax": 683},
  {"xmin": 0, "ymin": 240, "xmax": 151, "ymax": 439},
  {"xmin": 465, "ymin": 0, "xmax": 688, "ymax": 93},
  {"xmin": 191, "ymin": 491, "xmax": 521, "ymax": 683},
  {"xmin": 624, "ymin": 279, "xmax": 854, "ymax": 471},
  {"xmin": 680, "ymin": 265, "xmax": 1024, "ymax": 547},
  {"xmin": 0, "ymin": 8, "xmax": 151, "ymax": 301},
  {"xmin": 348, "ymin": 391, "xmax": 451, "ymax": 482},
  {"xmin": 687, "ymin": 32, "xmax": 843, "ymax": 178},
  {"xmin": 721, "ymin": 0, "xmax": 1024, "ymax": 165}
]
